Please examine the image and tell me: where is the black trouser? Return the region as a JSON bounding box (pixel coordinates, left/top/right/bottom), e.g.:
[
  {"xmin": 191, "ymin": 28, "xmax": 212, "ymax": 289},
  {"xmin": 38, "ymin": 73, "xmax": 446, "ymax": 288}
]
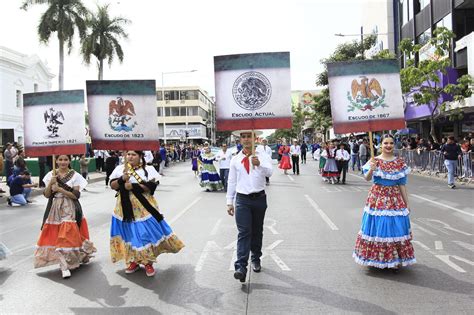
[
  {"xmin": 96, "ymin": 157, "xmax": 104, "ymax": 172},
  {"xmin": 301, "ymin": 151, "xmax": 307, "ymax": 164},
  {"xmin": 265, "ymin": 177, "xmax": 269, "ymax": 184},
  {"xmin": 234, "ymin": 192, "xmax": 267, "ymax": 273},
  {"xmin": 39, "ymin": 162, "xmax": 46, "ymax": 187},
  {"xmin": 336, "ymin": 160, "xmax": 348, "ymax": 183},
  {"xmin": 105, "ymin": 169, "xmax": 114, "ymax": 186},
  {"xmin": 291, "ymin": 155, "xmax": 300, "ymax": 174}
]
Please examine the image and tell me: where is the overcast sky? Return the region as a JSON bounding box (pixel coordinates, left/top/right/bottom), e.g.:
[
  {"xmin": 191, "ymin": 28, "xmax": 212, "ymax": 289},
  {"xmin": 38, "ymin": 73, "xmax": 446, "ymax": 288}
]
[{"xmin": 1, "ymin": 0, "xmax": 364, "ymax": 96}]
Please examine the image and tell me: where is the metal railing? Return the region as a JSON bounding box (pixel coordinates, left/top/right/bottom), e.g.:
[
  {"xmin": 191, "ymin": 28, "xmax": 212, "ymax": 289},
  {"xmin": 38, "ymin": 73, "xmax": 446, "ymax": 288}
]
[{"xmin": 394, "ymin": 149, "xmax": 473, "ymax": 183}]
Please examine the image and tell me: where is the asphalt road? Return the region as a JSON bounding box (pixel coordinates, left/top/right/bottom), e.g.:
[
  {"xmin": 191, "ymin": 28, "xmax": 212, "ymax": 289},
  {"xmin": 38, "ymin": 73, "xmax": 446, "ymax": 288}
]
[{"xmin": 1, "ymin": 159, "xmax": 473, "ymax": 314}]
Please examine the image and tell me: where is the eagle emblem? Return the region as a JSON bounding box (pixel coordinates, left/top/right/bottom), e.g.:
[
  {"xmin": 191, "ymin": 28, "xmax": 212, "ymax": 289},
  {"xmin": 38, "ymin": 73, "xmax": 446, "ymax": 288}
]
[
  {"xmin": 347, "ymin": 76, "xmax": 387, "ymax": 112},
  {"xmin": 108, "ymin": 97, "xmax": 138, "ymax": 132},
  {"xmin": 44, "ymin": 107, "xmax": 65, "ymax": 138}
]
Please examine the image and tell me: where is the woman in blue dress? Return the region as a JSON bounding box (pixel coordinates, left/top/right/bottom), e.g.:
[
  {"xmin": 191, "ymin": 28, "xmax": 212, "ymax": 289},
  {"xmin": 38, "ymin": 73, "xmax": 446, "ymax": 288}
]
[
  {"xmin": 353, "ymin": 134, "xmax": 415, "ymax": 271},
  {"xmin": 199, "ymin": 146, "xmax": 224, "ymax": 191},
  {"xmin": 191, "ymin": 145, "xmax": 201, "ymax": 177}
]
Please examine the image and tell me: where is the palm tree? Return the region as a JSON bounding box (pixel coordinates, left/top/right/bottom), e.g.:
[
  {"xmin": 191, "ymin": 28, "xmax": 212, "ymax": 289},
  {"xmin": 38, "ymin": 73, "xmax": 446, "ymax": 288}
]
[
  {"xmin": 81, "ymin": 4, "xmax": 130, "ymax": 80},
  {"xmin": 21, "ymin": 0, "xmax": 89, "ymax": 91}
]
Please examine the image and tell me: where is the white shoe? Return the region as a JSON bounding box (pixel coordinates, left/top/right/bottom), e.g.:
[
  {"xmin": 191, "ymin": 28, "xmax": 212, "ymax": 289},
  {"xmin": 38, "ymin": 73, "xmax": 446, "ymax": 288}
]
[{"xmin": 62, "ymin": 269, "xmax": 71, "ymax": 278}]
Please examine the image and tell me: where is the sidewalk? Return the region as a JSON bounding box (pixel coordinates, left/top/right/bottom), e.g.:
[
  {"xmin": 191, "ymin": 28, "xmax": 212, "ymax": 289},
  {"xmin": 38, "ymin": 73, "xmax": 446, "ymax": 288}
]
[{"xmin": 0, "ymin": 172, "xmax": 106, "ymax": 205}]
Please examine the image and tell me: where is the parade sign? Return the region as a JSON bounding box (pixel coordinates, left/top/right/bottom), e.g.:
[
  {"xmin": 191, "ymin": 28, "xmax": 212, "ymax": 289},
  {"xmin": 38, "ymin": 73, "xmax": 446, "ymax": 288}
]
[
  {"xmin": 23, "ymin": 90, "xmax": 87, "ymax": 156},
  {"xmin": 327, "ymin": 59, "xmax": 406, "ymax": 134},
  {"xmin": 86, "ymin": 80, "xmax": 159, "ymax": 150},
  {"xmin": 214, "ymin": 52, "xmax": 292, "ymax": 130}
]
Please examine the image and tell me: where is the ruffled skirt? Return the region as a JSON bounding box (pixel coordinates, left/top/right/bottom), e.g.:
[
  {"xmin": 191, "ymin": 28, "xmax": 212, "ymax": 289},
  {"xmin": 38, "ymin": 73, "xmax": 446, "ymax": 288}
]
[
  {"xmin": 322, "ymin": 158, "xmax": 340, "ymax": 177},
  {"xmin": 279, "ymin": 155, "xmax": 292, "ymax": 170},
  {"xmin": 353, "ymin": 184, "xmax": 416, "ymax": 268},
  {"xmin": 110, "ymin": 193, "xmax": 184, "ymax": 265},
  {"xmin": 200, "ymin": 164, "xmax": 223, "ymax": 191},
  {"xmin": 34, "ymin": 196, "xmax": 96, "ymax": 270}
]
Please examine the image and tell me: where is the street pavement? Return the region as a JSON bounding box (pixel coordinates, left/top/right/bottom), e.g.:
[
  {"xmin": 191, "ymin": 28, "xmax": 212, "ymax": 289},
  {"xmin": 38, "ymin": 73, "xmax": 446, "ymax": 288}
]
[{"xmin": 0, "ymin": 159, "xmax": 473, "ymax": 314}]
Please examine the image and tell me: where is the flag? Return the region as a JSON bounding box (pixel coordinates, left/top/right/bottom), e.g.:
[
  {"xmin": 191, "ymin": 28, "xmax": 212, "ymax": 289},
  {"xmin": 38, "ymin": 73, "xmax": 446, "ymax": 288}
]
[
  {"xmin": 23, "ymin": 90, "xmax": 86, "ymax": 156},
  {"xmin": 327, "ymin": 59, "xmax": 406, "ymax": 134},
  {"xmin": 214, "ymin": 52, "xmax": 292, "ymax": 130},
  {"xmin": 86, "ymin": 80, "xmax": 159, "ymax": 151}
]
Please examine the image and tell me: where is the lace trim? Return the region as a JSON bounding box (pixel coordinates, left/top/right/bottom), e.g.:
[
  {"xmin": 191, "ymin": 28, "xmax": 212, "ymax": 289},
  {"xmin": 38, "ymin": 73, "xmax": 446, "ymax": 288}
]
[
  {"xmin": 112, "ymin": 212, "xmax": 153, "ymax": 222},
  {"xmin": 372, "ymin": 167, "xmax": 410, "ymax": 180},
  {"xmin": 363, "ymin": 206, "xmax": 410, "ymax": 216},
  {"xmin": 353, "ymin": 253, "xmax": 416, "ymax": 268},
  {"xmin": 111, "ymin": 233, "xmax": 174, "ymax": 251},
  {"xmin": 358, "ymin": 231, "xmax": 412, "ymax": 242}
]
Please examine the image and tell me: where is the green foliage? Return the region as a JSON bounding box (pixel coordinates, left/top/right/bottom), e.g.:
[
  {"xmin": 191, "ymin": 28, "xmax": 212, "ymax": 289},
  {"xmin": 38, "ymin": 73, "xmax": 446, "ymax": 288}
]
[
  {"xmin": 399, "ymin": 27, "xmax": 474, "ymax": 141},
  {"xmin": 81, "ymin": 4, "xmax": 130, "ymax": 80},
  {"xmin": 267, "ymin": 105, "xmax": 307, "ymax": 142}
]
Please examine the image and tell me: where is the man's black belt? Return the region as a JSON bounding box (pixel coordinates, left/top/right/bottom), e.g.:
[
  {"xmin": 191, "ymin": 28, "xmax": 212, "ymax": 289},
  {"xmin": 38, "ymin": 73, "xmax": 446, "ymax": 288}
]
[{"xmin": 237, "ymin": 190, "xmax": 265, "ymax": 199}]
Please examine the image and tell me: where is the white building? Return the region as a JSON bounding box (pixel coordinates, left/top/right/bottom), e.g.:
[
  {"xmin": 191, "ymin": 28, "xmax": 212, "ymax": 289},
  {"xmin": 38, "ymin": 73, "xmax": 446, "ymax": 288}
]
[
  {"xmin": 361, "ymin": 0, "xmax": 396, "ymax": 57},
  {"xmin": 0, "ymin": 46, "xmax": 54, "ymax": 147}
]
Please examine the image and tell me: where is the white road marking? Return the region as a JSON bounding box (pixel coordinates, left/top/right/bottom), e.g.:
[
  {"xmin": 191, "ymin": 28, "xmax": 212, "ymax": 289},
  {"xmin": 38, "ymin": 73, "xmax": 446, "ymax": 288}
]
[
  {"xmin": 434, "ymin": 255, "xmax": 474, "ymax": 273},
  {"xmin": 260, "ymin": 240, "xmax": 291, "ymax": 271},
  {"xmin": 265, "ymin": 218, "xmax": 280, "ymax": 235},
  {"xmin": 10, "ymin": 255, "xmax": 34, "ymax": 269},
  {"xmin": 453, "ymin": 241, "xmax": 474, "ymax": 252},
  {"xmin": 411, "ymin": 222, "xmax": 437, "ymax": 236},
  {"xmin": 412, "ymin": 240, "xmax": 430, "ymax": 250},
  {"xmin": 195, "ymin": 241, "xmax": 221, "ymax": 272},
  {"xmin": 210, "ymin": 219, "xmax": 222, "ymax": 236},
  {"xmin": 410, "ymin": 194, "xmax": 474, "ymax": 217},
  {"xmin": 435, "ymin": 241, "xmax": 444, "ymax": 250},
  {"xmin": 304, "ymin": 195, "xmax": 339, "ymax": 231},
  {"xmin": 287, "ymin": 175, "xmax": 294, "ymax": 182},
  {"xmin": 424, "ymin": 219, "xmax": 473, "ymax": 236},
  {"xmin": 348, "ymin": 173, "xmax": 364, "ymax": 179},
  {"xmin": 168, "ymin": 197, "xmax": 202, "ymax": 224}
]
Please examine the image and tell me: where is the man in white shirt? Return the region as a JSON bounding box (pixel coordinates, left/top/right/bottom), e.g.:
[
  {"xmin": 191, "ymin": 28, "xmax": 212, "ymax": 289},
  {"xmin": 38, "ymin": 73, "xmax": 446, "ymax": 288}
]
[
  {"xmin": 256, "ymin": 138, "xmax": 272, "ymax": 185},
  {"xmin": 216, "ymin": 143, "xmax": 233, "ymax": 191},
  {"xmin": 290, "ymin": 140, "xmax": 301, "ymax": 175},
  {"xmin": 227, "ymin": 130, "xmax": 273, "ymax": 283},
  {"xmin": 335, "ymin": 143, "xmax": 350, "ymax": 184},
  {"xmin": 143, "ymin": 151, "xmax": 154, "ymax": 165}
]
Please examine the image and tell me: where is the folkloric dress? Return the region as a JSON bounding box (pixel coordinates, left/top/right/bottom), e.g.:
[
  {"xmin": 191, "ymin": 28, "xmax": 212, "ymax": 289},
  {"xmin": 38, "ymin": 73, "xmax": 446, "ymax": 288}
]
[
  {"xmin": 34, "ymin": 170, "xmax": 96, "ymax": 271},
  {"xmin": 191, "ymin": 149, "xmax": 200, "ymax": 171},
  {"xmin": 199, "ymin": 153, "xmax": 224, "ymax": 191},
  {"xmin": 321, "ymin": 148, "xmax": 340, "ymax": 178},
  {"xmin": 109, "ymin": 165, "xmax": 184, "ymax": 265},
  {"xmin": 353, "ymin": 158, "xmax": 416, "ymax": 268},
  {"xmin": 278, "ymin": 146, "xmax": 292, "ymax": 170}
]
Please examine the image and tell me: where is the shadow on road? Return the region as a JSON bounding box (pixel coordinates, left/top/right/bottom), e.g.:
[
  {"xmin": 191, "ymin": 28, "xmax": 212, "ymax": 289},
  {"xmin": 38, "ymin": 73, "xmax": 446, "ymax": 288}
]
[
  {"xmin": 37, "ymin": 262, "xmax": 128, "ymax": 308},
  {"xmin": 117, "ymin": 264, "xmax": 224, "ymax": 313},
  {"xmin": 248, "ymin": 268, "xmax": 397, "ymax": 314},
  {"xmin": 0, "ymin": 268, "xmax": 14, "ymax": 301},
  {"xmin": 365, "ymin": 264, "xmax": 474, "ymax": 295}
]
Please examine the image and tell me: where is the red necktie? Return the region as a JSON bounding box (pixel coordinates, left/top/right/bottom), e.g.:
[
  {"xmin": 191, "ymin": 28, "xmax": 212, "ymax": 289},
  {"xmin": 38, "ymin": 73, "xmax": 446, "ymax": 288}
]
[{"xmin": 241, "ymin": 149, "xmax": 251, "ymax": 174}]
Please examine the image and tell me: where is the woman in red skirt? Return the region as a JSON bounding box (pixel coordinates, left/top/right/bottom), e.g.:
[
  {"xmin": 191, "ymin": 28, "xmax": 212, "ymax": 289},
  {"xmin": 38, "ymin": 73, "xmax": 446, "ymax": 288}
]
[
  {"xmin": 34, "ymin": 155, "xmax": 96, "ymax": 278},
  {"xmin": 278, "ymin": 141, "xmax": 292, "ymax": 174}
]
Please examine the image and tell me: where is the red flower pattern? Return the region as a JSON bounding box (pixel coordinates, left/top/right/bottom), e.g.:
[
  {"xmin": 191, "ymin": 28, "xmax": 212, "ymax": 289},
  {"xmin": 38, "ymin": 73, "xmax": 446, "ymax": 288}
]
[{"xmin": 354, "ymin": 234, "xmax": 415, "ymax": 264}]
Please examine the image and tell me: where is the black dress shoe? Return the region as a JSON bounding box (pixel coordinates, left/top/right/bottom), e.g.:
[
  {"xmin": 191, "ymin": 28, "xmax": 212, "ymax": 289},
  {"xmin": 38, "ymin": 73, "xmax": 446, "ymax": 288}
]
[
  {"xmin": 251, "ymin": 261, "xmax": 261, "ymax": 273},
  {"xmin": 233, "ymin": 270, "xmax": 246, "ymax": 282}
]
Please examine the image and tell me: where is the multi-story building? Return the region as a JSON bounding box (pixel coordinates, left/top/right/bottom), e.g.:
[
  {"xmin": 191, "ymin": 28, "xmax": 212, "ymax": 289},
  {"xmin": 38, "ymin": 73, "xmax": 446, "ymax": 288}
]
[
  {"xmin": 361, "ymin": 0, "xmax": 397, "ymax": 57},
  {"xmin": 0, "ymin": 46, "xmax": 54, "ymax": 147},
  {"xmin": 156, "ymin": 86, "xmax": 216, "ymax": 144},
  {"xmin": 395, "ymin": 0, "xmax": 474, "ymax": 139},
  {"xmin": 291, "ymin": 89, "xmax": 324, "ymax": 142}
]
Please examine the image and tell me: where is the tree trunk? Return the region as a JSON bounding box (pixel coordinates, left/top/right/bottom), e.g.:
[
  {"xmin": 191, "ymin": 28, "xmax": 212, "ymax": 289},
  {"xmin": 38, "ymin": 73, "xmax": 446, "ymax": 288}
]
[
  {"xmin": 59, "ymin": 37, "xmax": 64, "ymax": 91},
  {"xmin": 99, "ymin": 59, "xmax": 104, "ymax": 80},
  {"xmin": 430, "ymin": 98, "xmax": 439, "ymax": 143}
]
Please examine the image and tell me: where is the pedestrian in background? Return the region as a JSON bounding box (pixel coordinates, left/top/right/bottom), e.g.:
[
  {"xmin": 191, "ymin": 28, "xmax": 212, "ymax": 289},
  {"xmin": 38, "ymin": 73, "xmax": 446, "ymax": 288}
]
[
  {"xmin": 256, "ymin": 138, "xmax": 273, "ymax": 185},
  {"xmin": 199, "ymin": 146, "xmax": 224, "ymax": 192},
  {"xmin": 105, "ymin": 151, "xmax": 119, "ymax": 186},
  {"xmin": 321, "ymin": 142, "xmax": 340, "ymax": 184},
  {"xmin": 80, "ymin": 155, "xmax": 89, "ymax": 180},
  {"xmin": 216, "ymin": 143, "xmax": 232, "ymax": 191},
  {"xmin": 278, "ymin": 140, "xmax": 292, "ymax": 175},
  {"xmin": 13, "ymin": 150, "xmax": 27, "ymax": 176},
  {"xmin": 359, "ymin": 139, "xmax": 368, "ymax": 173},
  {"xmin": 300, "ymin": 141, "xmax": 308, "ymax": 164},
  {"xmin": 335, "ymin": 143, "xmax": 350, "ymax": 184},
  {"xmin": 3, "ymin": 143, "xmax": 14, "ymax": 179},
  {"xmin": 353, "ymin": 134, "xmax": 415, "ymax": 271},
  {"xmin": 441, "ymin": 136, "xmax": 462, "ymax": 188},
  {"xmin": 191, "ymin": 145, "xmax": 201, "ymax": 177},
  {"xmin": 159, "ymin": 146, "xmax": 167, "ymax": 175},
  {"xmin": 38, "ymin": 156, "xmax": 47, "ymax": 188},
  {"xmin": 7, "ymin": 170, "xmax": 37, "ymax": 206},
  {"xmin": 226, "ymin": 130, "xmax": 273, "ymax": 283},
  {"xmin": 350, "ymin": 139, "xmax": 360, "ymax": 171},
  {"xmin": 290, "ymin": 140, "xmax": 301, "ymax": 175}
]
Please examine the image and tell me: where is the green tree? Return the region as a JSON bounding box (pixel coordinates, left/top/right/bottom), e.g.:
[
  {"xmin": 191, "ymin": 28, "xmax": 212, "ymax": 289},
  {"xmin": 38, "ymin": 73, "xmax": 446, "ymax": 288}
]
[
  {"xmin": 81, "ymin": 4, "xmax": 130, "ymax": 80},
  {"xmin": 22, "ymin": 0, "xmax": 89, "ymax": 90},
  {"xmin": 399, "ymin": 27, "xmax": 473, "ymax": 142},
  {"xmin": 267, "ymin": 105, "xmax": 307, "ymax": 143}
]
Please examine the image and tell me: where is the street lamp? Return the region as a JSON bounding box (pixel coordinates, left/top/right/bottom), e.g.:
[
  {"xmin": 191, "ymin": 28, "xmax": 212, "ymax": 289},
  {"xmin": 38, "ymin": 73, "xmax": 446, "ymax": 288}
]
[
  {"xmin": 161, "ymin": 69, "xmax": 197, "ymax": 144},
  {"xmin": 335, "ymin": 26, "xmax": 390, "ymax": 59}
]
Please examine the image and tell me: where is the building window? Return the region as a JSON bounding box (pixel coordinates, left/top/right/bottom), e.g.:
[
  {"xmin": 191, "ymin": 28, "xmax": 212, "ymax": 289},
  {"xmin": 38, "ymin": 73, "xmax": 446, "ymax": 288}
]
[
  {"xmin": 408, "ymin": 0, "xmax": 414, "ymax": 20},
  {"xmin": 180, "ymin": 91, "xmax": 187, "ymax": 100},
  {"xmin": 165, "ymin": 107, "xmax": 171, "ymax": 116},
  {"xmin": 34, "ymin": 83, "xmax": 38, "ymax": 92},
  {"xmin": 171, "ymin": 107, "xmax": 180, "ymax": 116},
  {"xmin": 436, "ymin": 13, "xmax": 452, "ymax": 31},
  {"xmin": 418, "ymin": 0, "xmax": 429, "ymax": 10},
  {"xmin": 164, "ymin": 91, "xmax": 170, "ymax": 101},
  {"xmin": 180, "ymin": 107, "xmax": 187, "ymax": 116},
  {"xmin": 16, "ymin": 90, "xmax": 22, "ymax": 108},
  {"xmin": 169, "ymin": 90, "xmax": 179, "ymax": 100},
  {"xmin": 188, "ymin": 106, "xmax": 198, "ymax": 116},
  {"xmin": 417, "ymin": 28, "xmax": 431, "ymax": 46},
  {"xmin": 156, "ymin": 91, "xmax": 163, "ymax": 101},
  {"xmin": 157, "ymin": 107, "xmax": 163, "ymax": 116},
  {"xmin": 186, "ymin": 90, "xmax": 198, "ymax": 100},
  {"xmin": 199, "ymin": 107, "xmax": 208, "ymax": 119}
]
